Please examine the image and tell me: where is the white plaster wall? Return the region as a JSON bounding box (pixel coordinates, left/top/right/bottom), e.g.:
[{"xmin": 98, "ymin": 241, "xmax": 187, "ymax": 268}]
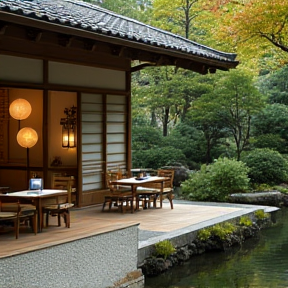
[
  {"xmin": 49, "ymin": 62, "xmax": 126, "ymax": 90},
  {"xmin": 0, "ymin": 55, "xmax": 43, "ymax": 83}
]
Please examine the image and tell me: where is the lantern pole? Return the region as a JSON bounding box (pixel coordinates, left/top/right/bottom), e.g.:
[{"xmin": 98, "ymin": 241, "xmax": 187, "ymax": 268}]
[{"xmin": 27, "ymin": 147, "xmax": 30, "ymax": 186}]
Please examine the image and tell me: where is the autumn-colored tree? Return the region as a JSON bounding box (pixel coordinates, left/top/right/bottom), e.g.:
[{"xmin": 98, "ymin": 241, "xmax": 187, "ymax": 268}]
[{"xmin": 210, "ymin": 0, "xmax": 288, "ymax": 69}]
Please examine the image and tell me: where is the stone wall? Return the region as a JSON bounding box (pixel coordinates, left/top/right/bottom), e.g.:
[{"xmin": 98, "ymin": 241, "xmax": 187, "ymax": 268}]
[
  {"xmin": 229, "ymin": 191, "xmax": 288, "ymax": 207},
  {"xmin": 0, "ymin": 224, "xmax": 143, "ymax": 288}
]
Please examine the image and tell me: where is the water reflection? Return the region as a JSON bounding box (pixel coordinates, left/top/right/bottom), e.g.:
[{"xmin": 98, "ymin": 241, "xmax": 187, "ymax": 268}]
[{"xmin": 145, "ymin": 208, "xmax": 288, "ymax": 288}]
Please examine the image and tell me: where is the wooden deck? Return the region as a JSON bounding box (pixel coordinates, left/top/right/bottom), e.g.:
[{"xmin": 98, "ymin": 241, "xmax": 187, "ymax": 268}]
[{"xmin": 0, "ymin": 200, "xmax": 263, "ymax": 258}]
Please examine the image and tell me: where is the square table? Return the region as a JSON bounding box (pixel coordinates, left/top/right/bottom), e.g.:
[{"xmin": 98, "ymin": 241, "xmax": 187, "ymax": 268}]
[
  {"xmin": 0, "ymin": 189, "xmax": 67, "ymax": 232},
  {"xmin": 111, "ymin": 176, "xmax": 167, "ymax": 213}
]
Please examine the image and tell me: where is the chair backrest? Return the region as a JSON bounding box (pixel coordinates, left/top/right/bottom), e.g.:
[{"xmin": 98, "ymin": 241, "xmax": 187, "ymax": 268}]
[
  {"xmin": 105, "ymin": 172, "xmax": 120, "ymax": 191},
  {"xmin": 52, "ymin": 175, "xmax": 76, "ymax": 190},
  {"xmin": 157, "ymin": 169, "xmax": 175, "ymax": 188},
  {"xmin": 67, "ymin": 180, "xmax": 72, "ymax": 204},
  {"xmin": 0, "ymin": 201, "xmax": 21, "ymax": 213}
]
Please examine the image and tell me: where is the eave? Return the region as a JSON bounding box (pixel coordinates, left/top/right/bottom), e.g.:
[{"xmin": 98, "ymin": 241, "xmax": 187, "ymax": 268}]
[{"xmin": 0, "ymin": 11, "xmax": 239, "ymax": 74}]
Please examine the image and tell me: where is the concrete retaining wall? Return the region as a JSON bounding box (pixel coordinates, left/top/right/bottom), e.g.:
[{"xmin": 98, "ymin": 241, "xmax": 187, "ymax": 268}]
[{"xmin": 0, "ymin": 224, "xmax": 143, "ymax": 288}]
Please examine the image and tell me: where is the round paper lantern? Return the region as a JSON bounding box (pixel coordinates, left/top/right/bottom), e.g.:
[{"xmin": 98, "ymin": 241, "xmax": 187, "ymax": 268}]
[
  {"xmin": 17, "ymin": 127, "xmax": 38, "ymax": 148},
  {"xmin": 9, "ymin": 98, "xmax": 32, "ymax": 120}
]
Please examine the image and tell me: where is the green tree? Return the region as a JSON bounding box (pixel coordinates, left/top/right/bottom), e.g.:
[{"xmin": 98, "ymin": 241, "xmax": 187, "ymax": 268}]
[
  {"xmin": 134, "ymin": 67, "xmax": 204, "ymax": 136},
  {"xmin": 132, "ymin": 146, "xmax": 187, "ymax": 169},
  {"xmin": 252, "ymin": 103, "xmax": 288, "ymax": 141},
  {"xmin": 257, "ymin": 65, "xmax": 288, "ymax": 105},
  {"xmin": 187, "ymin": 76, "xmax": 229, "ymax": 164},
  {"xmin": 82, "ymin": 0, "xmax": 152, "ymax": 22},
  {"xmin": 151, "ymin": 0, "xmax": 202, "ymax": 39},
  {"xmin": 203, "ymin": 70, "xmax": 264, "ymax": 160},
  {"xmin": 251, "ymin": 134, "xmax": 287, "ymax": 154},
  {"xmin": 163, "ymin": 122, "xmax": 206, "ymax": 169}
]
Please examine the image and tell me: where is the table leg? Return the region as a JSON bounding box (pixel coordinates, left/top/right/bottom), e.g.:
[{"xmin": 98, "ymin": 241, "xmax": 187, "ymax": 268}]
[
  {"xmin": 160, "ymin": 181, "xmax": 163, "ymax": 208},
  {"xmin": 132, "ymin": 185, "xmax": 136, "ymax": 213},
  {"xmin": 37, "ymin": 199, "xmax": 42, "ymax": 232}
]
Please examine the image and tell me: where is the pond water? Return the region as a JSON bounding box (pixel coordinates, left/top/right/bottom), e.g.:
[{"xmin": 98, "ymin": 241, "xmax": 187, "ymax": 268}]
[{"xmin": 145, "ymin": 208, "xmax": 288, "ymax": 288}]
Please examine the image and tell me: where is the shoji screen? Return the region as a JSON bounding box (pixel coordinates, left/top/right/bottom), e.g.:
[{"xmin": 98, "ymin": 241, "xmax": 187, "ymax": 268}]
[
  {"xmin": 106, "ymin": 95, "xmax": 127, "ymax": 172},
  {"xmin": 81, "ymin": 93, "xmax": 103, "ymax": 191}
]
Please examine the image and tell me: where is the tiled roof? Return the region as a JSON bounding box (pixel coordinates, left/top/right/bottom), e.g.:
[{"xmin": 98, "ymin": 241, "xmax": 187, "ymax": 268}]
[{"xmin": 0, "ymin": 0, "xmax": 238, "ymax": 66}]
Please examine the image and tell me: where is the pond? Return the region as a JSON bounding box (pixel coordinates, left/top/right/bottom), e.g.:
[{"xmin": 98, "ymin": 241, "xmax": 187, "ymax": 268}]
[{"xmin": 144, "ymin": 208, "xmax": 288, "ymax": 288}]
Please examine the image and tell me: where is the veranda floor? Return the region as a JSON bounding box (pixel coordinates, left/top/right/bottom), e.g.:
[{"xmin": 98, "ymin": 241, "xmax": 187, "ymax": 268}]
[{"xmin": 0, "ymin": 200, "xmax": 257, "ymax": 258}]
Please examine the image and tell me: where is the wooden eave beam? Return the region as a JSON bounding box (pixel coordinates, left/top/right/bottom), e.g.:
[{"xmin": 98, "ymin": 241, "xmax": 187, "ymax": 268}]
[
  {"xmin": 131, "ymin": 63, "xmax": 156, "ymax": 72},
  {"xmin": 26, "ymin": 28, "xmax": 42, "ymax": 42},
  {"xmin": 0, "ymin": 13, "xmax": 238, "ymax": 71},
  {"xmin": 0, "ymin": 21, "xmax": 8, "ymax": 35},
  {"xmin": 0, "ymin": 21, "xmax": 229, "ymax": 74}
]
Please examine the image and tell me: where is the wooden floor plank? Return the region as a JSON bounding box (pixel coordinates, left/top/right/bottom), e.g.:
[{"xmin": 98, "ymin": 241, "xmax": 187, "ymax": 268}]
[{"xmin": 0, "ymin": 201, "xmax": 244, "ymax": 258}]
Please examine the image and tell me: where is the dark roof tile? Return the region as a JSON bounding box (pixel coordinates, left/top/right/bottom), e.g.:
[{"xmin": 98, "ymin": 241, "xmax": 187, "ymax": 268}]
[{"xmin": 0, "ymin": 0, "xmax": 238, "ymax": 64}]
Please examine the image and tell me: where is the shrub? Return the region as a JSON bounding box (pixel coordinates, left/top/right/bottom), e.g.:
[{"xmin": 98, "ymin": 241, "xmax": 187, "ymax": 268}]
[
  {"xmin": 252, "ymin": 183, "xmax": 272, "ymax": 192},
  {"xmin": 251, "ymin": 134, "xmax": 287, "ymax": 154},
  {"xmin": 239, "ymin": 216, "xmax": 253, "ymax": 227},
  {"xmin": 210, "ymin": 222, "xmax": 236, "ymax": 240},
  {"xmin": 181, "ymin": 157, "xmax": 250, "ymax": 202},
  {"xmin": 254, "ymin": 209, "xmax": 269, "ymax": 220},
  {"xmin": 241, "ymin": 148, "xmax": 288, "ymax": 185},
  {"xmin": 197, "ymin": 228, "xmax": 211, "ymax": 241},
  {"xmin": 132, "ymin": 146, "xmax": 187, "ymax": 170},
  {"xmin": 154, "ymin": 240, "xmax": 176, "ymax": 260},
  {"xmin": 197, "ymin": 222, "xmax": 236, "ymax": 241}
]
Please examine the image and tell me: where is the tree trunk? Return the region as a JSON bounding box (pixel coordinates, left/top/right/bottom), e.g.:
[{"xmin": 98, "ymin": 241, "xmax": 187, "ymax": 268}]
[{"xmin": 162, "ymin": 107, "xmax": 170, "ymax": 136}]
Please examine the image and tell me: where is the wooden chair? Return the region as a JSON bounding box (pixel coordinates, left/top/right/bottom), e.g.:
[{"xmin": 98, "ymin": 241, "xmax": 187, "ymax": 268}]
[
  {"xmin": 42, "ymin": 181, "xmax": 74, "ymax": 228},
  {"xmin": 0, "ymin": 197, "xmax": 37, "ymax": 236},
  {"xmin": 136, "ymin": 185, "xmax": 159, "ymax": 209},
  {"xmin": 0, "ymin": 201, "xmax": 20, "ymax": 239},
  {"xmin": 136, "ymin": 169, "xmax": 174, "ymax": 209},
  {"xmin": 157, "ymin": 169, "xmax": 174, "ymax": 209},
  {"xmin": 51, "ymin": 174, "xmax": 77, "ymax": 204},
  {"xmin": 102, "ymin": 172, "xmax": 133, "ymax": 213}
]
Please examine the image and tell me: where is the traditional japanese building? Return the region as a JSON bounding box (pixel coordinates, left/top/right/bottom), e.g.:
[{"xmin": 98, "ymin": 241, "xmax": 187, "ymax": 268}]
[{"xmin": 0, "ymin": 0, "xmax": 238, "ymax": 207}]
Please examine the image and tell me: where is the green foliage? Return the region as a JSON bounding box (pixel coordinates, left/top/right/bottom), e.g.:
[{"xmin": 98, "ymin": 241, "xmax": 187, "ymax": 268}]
[
  {"xmin": 241, "ymin": 148, "xmax": 288, "ymax": 185},
  {"xmin": 252, "ymin": 104, "xmax": 288, "ymax": 142},
  {"xmin": 251, "ymin": 134, "xmax": 288, "ymax": 154},
  {"xmin": 252, "ymin": 183, "xmax": 273, "ymax": 192},
  {"xmin": 87, "ymin": 0, "xmax": 152, "ymax": 22},
  {"xmin": 132, "ymin": 126, "xmax": 163, "ymax": 151},
  {"xmin": 188, "ymin": 69, "xmax": 265, "ymax": 161},
  {"xmin": 165, "ymin": 122, "xmax": 207, "ymax": 167},
  {"xmin": 132, "ymin": 146, "xmax": 186, "ymax": 170},
  {"xmin": 257, "ymin": 66, "xmax": 288, "ymax": 105},
  {"xmin": 210, "ymin": 223, "xmax": 236, "ymax": 241},
  {"xmin": 254, "ymin": 210, "xmax": 269, "ymax": 221},
  {"xmin": 154, "ymin": 240, "xmax": 176, "ymax": 260},
  {"xmin": 181, "ymin": 157, "xmax": 250, "ymax": 202},
  {"xmin": 197, "ymin": 228, "xmax": 211, "ymax": 241},
  {"xmin": 273, "ymin": 185, "xmax": 288, "ymax": 194},
  {"xmin": 197, "ymin": 222, "xmax": 236, "ymax": 242},
  {"xmin": 239, "ymin": 216, "xmax": 253, "ymax": 227}
]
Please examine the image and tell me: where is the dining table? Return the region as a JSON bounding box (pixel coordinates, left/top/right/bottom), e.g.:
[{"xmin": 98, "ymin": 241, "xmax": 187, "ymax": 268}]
[
  {"xmin": 0, "ymin": 189, "xmax": 67, "ymax": 232},
  {"xmin": 111, "ymin": 176, "xmax": 168, "ymax": 213}
]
